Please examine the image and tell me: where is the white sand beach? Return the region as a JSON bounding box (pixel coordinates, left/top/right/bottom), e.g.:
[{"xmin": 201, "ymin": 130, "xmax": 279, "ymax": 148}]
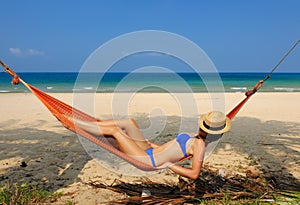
[{"xmin": 0, "ymin": 92, "xmax": 299, "ymax": 204}]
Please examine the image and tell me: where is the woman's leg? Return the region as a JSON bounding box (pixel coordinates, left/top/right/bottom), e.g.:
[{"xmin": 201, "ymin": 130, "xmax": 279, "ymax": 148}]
[
  {"xmin": 73, "ymin": 117, "xmax": 182, "ymax": 167},
  {"xmin": 97, "ymin": 118, "xmax": 151, "ymax": 150},
  {"xmin": 72, "ymin": 118, "xmax": 115, "ymax": 136},
  {"xmin": 110, "ymin": 126, "xmax": 149, "ymax": 156},
  {"xmin": 72, "ymin": 117, "xmax": 151, "ymax": 150}
]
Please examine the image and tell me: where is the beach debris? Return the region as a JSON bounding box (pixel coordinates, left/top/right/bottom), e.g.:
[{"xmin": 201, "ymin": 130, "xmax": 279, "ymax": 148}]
[
  {"xmin": 141, "ymin": 189, "xmax": 151, "ymax": 197},
  {"xmin": 246, "ymin": 166, "xmax": 260, "ymax": 178},
  {"xmin": 141, "ymin": 189, "xmax": 152, "ymax": 203},
  {"xmin": 218, "ymin": 168, "xmax": 227, "ymax": 178},
  {"xmin": 41, "ymin": 177, "xmax": 49, "ymax": 183},
  {"xmin": 89, "ymin": 166, "xmax": 274, "ymax": 204},
  {"xmin": 20, "ymin": 161, "xmax": 27, "ymax": 167}
]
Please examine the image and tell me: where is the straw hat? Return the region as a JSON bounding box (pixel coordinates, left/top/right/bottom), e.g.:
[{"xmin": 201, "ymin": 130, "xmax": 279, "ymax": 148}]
[{"xmin": 198, "ymin": 111, "xmax": 231, "ymax": 135}]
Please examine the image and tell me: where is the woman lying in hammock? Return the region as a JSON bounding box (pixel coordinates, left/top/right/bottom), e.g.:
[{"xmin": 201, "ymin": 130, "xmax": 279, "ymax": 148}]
[{"xmin": 72, "ymin": 111, "xmax": 231, "ymax": 179}]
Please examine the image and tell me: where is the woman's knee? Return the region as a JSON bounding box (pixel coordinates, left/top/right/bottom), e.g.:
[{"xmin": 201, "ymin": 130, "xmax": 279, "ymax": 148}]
[
  {"xmin": 97, "ymin": 122, "xmax": 120, "ymax": 135},
  {"xmin": 127, "ymin": 118, "xmax": 139, "ymax": 128}
]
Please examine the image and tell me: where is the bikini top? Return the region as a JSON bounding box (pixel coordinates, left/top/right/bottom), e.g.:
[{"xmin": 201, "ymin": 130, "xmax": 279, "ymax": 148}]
[{"xmin": 176, "ymin": 133, "xmax": 196, "ymax": 157}]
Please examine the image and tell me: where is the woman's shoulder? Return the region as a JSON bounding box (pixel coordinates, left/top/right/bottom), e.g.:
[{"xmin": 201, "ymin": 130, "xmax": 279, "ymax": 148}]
[
  {"xmin": 188, "ymin": 137, "xmax": 205, "ymax": 156},
  {"xmin": 191, "ymin": 136, "xmax": 205, "ymax": 147}
]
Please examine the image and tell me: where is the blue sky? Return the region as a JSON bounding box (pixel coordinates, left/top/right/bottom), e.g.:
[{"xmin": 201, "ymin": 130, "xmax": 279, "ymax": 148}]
[{"xmin": 0, "ymin": 0, "xmax": 299, "ymax": 72}]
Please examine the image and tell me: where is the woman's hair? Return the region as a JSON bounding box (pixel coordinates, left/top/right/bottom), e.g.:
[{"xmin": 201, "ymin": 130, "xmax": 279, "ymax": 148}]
[{"xmin": 197, "ymin": 128, "xmax": 207, "ymax": 140}]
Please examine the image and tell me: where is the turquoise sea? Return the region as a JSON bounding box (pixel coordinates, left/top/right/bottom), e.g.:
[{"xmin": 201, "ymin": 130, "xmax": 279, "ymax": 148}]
[{"xmin": 0, "ymin": 72, "xmax": 299, "ymax": 93}]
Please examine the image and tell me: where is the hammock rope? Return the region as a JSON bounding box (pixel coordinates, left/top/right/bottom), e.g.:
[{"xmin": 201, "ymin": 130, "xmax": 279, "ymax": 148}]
[
  {"xmin": 227, "ymin": 40, "xmax": 299, "ymax": 119},
  {"xmin": 263, "ymin": 40, "xmax": 300, "ymax": 82},
  {"xmin": 1, "ymin": 40, "xmax": 298, "ymax": 170}
]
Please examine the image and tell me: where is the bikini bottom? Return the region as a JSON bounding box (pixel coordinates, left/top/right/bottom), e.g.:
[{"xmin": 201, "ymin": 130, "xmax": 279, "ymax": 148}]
[{"xmin": 145, "ymin": 147, "xmax": 156, "ymax": 167}]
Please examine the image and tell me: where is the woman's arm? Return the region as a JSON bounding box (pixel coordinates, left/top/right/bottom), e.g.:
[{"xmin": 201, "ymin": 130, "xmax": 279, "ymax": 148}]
[
  {"xmin": 168, "ymin": 139, "xmax": 205, "ymax": 180},
  {"xmin": 168, "ymin": 158, "xmax": 203, "ymax": 180}
]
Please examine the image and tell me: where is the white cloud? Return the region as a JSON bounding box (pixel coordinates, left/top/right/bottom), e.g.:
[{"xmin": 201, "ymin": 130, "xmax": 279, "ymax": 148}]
[
  {"xmin": 9, "ymin": 48, "xmax": 45, "ymax": 56},
  {"xmin": 27, "ymin": 49, "xmax": 44, "ymax": 56},
  {"xmin": 9, "ymin": 48, "xmax": 23, "ymax": 56}
]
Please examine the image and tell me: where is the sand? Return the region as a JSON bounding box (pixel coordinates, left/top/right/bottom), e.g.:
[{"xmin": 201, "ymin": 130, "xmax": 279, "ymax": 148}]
[{"xmin": 0, "ymin": 92, "xmax": 299, "ymax": 204}]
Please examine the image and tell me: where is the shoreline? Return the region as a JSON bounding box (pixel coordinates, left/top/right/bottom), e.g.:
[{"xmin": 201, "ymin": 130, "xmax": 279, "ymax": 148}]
[{"xmin": 1, "ymin": 72, "xmax": 300, "ymax": 93}]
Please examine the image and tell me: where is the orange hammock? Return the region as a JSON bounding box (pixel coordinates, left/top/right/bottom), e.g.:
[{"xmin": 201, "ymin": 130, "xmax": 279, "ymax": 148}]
[{"xmin": 0, "ymin": 60, "xmax": 264, "ymax": 171}]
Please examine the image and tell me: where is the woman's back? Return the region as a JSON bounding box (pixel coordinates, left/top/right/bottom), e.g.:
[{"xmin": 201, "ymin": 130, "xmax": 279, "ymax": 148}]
[{"xmin": 151, "ymin": 133, "xmax": 200, "ymax": 167}]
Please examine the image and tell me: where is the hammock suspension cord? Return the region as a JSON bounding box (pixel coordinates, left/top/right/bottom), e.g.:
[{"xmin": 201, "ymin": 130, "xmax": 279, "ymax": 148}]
[
  {"xmin": 263, "ymin": 40, "xmax": 300, "ymax": 82},
  {"xmin": 227, "ymin": 40, "xmax": 299, "ymax": 119}
]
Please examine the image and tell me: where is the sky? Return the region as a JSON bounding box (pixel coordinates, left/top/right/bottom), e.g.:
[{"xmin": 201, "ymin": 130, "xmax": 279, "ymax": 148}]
[{"xmin": 0, "ymin": 0, "xmax": 299, "ymax": 73}]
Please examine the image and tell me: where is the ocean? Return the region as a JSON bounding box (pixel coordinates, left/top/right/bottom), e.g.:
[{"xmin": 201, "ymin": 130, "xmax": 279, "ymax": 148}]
[{"xmin": 0, "ymin": 72, "xmax": 299, "ymax": 93}]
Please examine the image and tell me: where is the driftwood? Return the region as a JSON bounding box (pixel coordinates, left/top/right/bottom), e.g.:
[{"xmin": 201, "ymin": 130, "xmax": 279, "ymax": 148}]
[{"xmin": 89, "ymin": 167, "xmax": 276, "ymax": 204}]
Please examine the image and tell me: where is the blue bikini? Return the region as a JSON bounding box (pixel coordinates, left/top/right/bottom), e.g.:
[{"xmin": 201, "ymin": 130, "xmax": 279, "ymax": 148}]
[
  {"xmin": 145, "ymin": 147, "xmax": 156, "ymax": 167},
  {"xmin": 176, "ymin": 133, "xmax": 195, "ymax": 157},
  {"xmin": 145, "ymin": 133, "xmax": 194, "ymax": 167}
]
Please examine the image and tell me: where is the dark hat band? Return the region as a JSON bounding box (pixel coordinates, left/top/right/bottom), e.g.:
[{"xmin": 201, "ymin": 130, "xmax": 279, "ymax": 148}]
[{"xmin": 203, "ymin": 121, "xmax": 226, "ymax": 131}]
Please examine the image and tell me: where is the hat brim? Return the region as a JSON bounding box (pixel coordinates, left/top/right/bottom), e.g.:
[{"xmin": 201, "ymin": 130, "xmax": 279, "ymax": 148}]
[{"xmin": 198, "ymin": 114, "xmax": 231, "ymax": 135}]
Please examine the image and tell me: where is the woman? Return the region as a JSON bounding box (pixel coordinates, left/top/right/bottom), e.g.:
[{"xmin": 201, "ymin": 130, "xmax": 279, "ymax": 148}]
[{"xmin": 73, "ymin": 111, "xmax": 231, "ymax": 179}]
